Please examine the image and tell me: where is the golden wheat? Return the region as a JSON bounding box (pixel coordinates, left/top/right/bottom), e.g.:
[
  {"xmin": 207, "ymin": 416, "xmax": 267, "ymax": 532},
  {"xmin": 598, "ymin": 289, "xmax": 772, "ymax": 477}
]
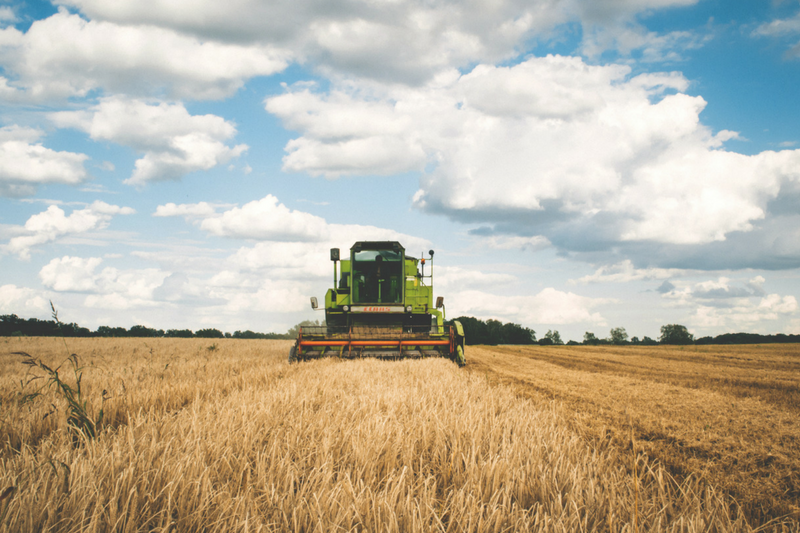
[{"xmin": 0, "ymin": 338, "xmax": 777, "ymax": 531}]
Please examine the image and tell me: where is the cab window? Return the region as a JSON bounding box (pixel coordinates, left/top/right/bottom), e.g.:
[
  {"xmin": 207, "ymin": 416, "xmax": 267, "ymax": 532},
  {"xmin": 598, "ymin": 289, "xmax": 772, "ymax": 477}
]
[{"xmin": 352, "ymin": 250, "xmax": 402, "ymax": 304}]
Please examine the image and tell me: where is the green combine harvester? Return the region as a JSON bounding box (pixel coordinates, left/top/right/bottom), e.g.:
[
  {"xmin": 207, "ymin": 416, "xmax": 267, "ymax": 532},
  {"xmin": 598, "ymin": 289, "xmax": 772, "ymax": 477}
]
[{"xmin": 289, "ymin": 241, "xmax": 465, "ymax": 365}]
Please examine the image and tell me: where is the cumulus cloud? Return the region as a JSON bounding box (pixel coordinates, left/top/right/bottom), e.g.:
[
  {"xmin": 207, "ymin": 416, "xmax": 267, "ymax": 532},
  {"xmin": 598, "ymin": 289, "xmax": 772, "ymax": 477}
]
[
  {"xmin": 39, "ymin": 255, "xmax": 170, "ymax": 309},
  {"xmin": 210, "ymin": 276, "xmax": 310, "ymax": 314},
  {"xmin": 51, "ymin": 97, "xmax": 247, "ymax": 185},
  {"xmin": 0, "ymin": 9, "xmax": 288, "ymax": 100},
  {"xmin": 692, "ymin": 294, "xmax": 798, "ymax": 332},
  {"xmin": 4, "ymin": 201, "xmax": 135, "ymax": 259},
  {"xmin": 155, "ymin": 194, "xmax": 431, "ymax": 251},
  {"xmin": 266, "ymin": 56, "xmax": 800, "ymax": 260},
  {"xmin": 0, "ymin": 284, "xmax": 49, "ymax": 316},
  {"xmin": 39, "ymin": 256, "xmax": 104, "ymax": 291},
  {"xmin": 655, "ymin": 274, "xmax": 798, "ymax": 332},
  {"xmin": 436, "ymin": 266, "xmax": 517, "ymax": 290},
  {"xmin": 661, "ymin": 276, "xmax": 773, "ymax": 305},
  {"xmin": 36, "ymin": 252, "xmax": 310, "ymax": 314},
  {"xmin": 0, "ymin": 126, "xmax": 89, "ymax": 197},
  {"xmin": 448, "ymin": 287, "xmax": 609, "ymax": 326},
  {"xmin": 0, "ymin": 6, "xmax": 17, "ymax": 25},
  {"xmin": 198, "ymin": 195, "xmax": 329, "ymax": 241},
  {"xmin": 51, "ymin": 0, "xmax": 702, "ymax": 86}
]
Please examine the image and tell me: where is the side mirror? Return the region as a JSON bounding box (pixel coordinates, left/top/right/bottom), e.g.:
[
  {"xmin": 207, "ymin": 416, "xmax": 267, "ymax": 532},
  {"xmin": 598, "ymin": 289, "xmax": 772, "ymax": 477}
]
[
  {"xmin": 330, "ymin": 248, "xmax": 340, "ymax": 261},
  {"xmin": 310, "ymin": 297, "xmax": 318, "ymax": 310},
  {"xmin": 436, "ymin": 296, "xmax": 444, "ymax": 309}
]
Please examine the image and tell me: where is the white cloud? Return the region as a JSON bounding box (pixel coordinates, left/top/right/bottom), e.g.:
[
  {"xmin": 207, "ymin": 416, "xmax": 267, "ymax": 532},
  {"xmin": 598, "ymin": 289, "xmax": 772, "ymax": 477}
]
[
  {"xmin": 0, "ymin": 126, "xmax": 89, "ymax": 197},
  {"xmin": 0, "ymin": 284, "xmax": 49, "ymax": 316},
  {"xmin": 449, "ymin": 287, "xmax": 609, "ymax": 326},
  {"xmin": 581, "ymin": 24, "xmax": 710, "ymax": 62},
  {"xmin": 266, "ymin": 56, "xmax": 800, "ymax": 250},
  {"xmin": 572, "ymin": 260, "xmax": 684, "ymax": 284},
  {"xmin": 51, "ymin": 97, "xmax": 247, "ymax": 185},
  {"xmin": 156, "ymin": 195, "xmax": 431, "ymax": 251},
  {"xmin": 692, "ymin": 294, "xmax": 798, "ymax": 331},
  {"xmin": 53, "ymin": 0, "xmax": 701, "ymax": 86},
  {"xmin": 752, "ymin": 13, "xmax": 800, "ymax": 38},
  {"xmin": 475, "ymin": 234, "xmax": 551, "ymax": 251},
  {"xmin": 39, "ymin": 255, "xmax": 170, "ymax": 309},
  {"xmin": 656, "ymin": 274, "xmax": 798, "ymax": 332},
  {"xmin": 4, "ymin": 201, "xmax": 135, "ymax": 260},
  {"xmin": 435, "ymin": 266, "xmax": 517, "ymax": 291},
  {"xmin": 752, "ymin": 10, "xmax": 800, "ymax": 59},
  {"xmin": 211, "ymin": 276, "xmax": 310, "ymax": 314},
  {"xmin": 199, "ymin": 195, "xmax": 329, "ymax": 241},
  {"xmin": 0, "ymin": 9, "xmax": 288, "ymax": 100},
  {"xmin": 39, "ymin": 256, "xmax": 104, "ymax": 291},
  {"xmin": 0, "ymin": 6, "xmax": 17, "ymax": 25},
  {"xmin": 153, "ymin": 202, "xmax": 219, "ymax": 218},
  {"xmin": 661, "ymin": 276, "xmax": 773, "ymax": 304},
  {"xmin": 266, "ymin": 86, "xmax": 429, "ymax": 177}
]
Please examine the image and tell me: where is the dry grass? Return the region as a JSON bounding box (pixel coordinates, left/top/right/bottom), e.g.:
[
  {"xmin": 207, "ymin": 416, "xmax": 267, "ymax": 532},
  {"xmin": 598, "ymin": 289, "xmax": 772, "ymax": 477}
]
[
  {"xmin": 0, "ymin": 337, "xmax": 788, "ymax": 531},
  {"xmin": 467, "ymin": 344, "xmax": 800, "ymax": 526}
]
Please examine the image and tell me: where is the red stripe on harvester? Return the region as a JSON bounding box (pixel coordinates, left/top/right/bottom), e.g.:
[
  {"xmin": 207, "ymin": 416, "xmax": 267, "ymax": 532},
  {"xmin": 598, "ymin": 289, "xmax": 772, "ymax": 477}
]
[{"xmin": 299, "ymin": 340, "xmax": 450, "ymax": 347}]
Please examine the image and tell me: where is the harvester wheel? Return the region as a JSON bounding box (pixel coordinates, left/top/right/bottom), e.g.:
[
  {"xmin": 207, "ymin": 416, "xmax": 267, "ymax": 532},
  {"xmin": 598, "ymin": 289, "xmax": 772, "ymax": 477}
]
[
  {"xmin": 288, "ymin": 345, "xmax": 297, "ymax": 364},
  {"xmin": 455, "ymin": 345, "xmax": 465, "ymax": 367}
]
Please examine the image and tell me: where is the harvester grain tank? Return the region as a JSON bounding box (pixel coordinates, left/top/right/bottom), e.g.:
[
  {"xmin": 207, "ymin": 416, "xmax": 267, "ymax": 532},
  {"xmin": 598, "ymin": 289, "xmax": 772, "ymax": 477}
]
[{"xmin": 289, "ymin": 241, "xmax": 465, "ymax": 365}]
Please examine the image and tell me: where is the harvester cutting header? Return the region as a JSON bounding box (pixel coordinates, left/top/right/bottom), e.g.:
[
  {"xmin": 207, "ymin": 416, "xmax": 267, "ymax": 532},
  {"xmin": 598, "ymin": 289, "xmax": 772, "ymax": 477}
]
[{"xmin": 289, "ymin": 241, "xmax": 465, "ymax": 365}]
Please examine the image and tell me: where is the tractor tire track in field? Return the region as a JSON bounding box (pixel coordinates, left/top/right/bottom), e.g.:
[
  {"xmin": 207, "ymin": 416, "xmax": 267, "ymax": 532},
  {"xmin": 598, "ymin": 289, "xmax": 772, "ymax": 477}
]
[{"xmin": 465, "ymin": 344, "xmax": 800, "ymax": 525}]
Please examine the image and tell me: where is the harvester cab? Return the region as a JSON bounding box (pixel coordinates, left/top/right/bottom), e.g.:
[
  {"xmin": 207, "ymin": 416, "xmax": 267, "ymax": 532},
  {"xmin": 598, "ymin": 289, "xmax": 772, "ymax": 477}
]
[{"xmin": 289, "ymin": 241, "xmax": 465, "ymax": 365}]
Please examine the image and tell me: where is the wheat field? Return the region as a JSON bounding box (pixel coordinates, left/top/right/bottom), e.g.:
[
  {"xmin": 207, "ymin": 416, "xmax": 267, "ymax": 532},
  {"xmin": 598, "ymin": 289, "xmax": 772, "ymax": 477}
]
[{"xmin": 0, "ymin": 337, "xmax": 795, "ymax": 532}]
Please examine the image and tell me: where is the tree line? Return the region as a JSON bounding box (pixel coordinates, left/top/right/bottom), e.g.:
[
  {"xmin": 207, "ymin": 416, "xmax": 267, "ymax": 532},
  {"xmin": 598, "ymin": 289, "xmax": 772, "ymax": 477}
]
[
  {"xmin": 3, "ymin": 312, "xmax": 798, "ymax": 345},
  {"xmin": 448, "ymin": 319, "xmax": 800, "ymax": 346},
  {"xmin": 0, "ymin": 314, "xmax": 290, "ymax": 339}
]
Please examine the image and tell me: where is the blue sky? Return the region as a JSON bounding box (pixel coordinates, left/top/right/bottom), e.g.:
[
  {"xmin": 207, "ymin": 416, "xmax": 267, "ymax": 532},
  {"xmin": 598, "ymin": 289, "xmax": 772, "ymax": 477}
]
[{"xmin": 1, "ymin": 0, "xmax": 800, "ymax": 342}]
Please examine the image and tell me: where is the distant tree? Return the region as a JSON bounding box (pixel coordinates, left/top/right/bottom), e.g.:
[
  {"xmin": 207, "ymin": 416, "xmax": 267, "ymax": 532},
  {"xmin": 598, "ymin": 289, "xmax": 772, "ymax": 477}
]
[
  {"xmin": 97, "ymin": 325, "xmax": 129, "ymax": 337},
  {"xmin": 583, "ymin": 332, "xmax": 599, "ymax": 345},
  {"xmin": 640, "ymin": 336, "xmax": 658, "ymax": 346},
  {"xmin": 195, "ymin": 328, "xmax": 224, "ymax": 338},
  {"xmin": 630, "ymin": 336, "xmax": 640, "ymax": 344},
  {"xmin": 485, "ymin": 319, "xmax": 504, "ymax": 344},
  {"xmin": 566, "ymin": 340, "xmax": 580, "ymax": 345},
  {"xmin": 165, "ymin": 329, "xmax": 194, "ymax": 338},
  {"xmin": 500, "ymin": 322, "xmax": 536, "ymax": 344},
  {"xmin": 659, "ymin": 324, "xmax": 694, "ymax": 345},
  {"xmin": 128, "ymin": 325, "xmax": 162, "ymax": 337},
  {"xmin": 609, "ymin": 327, "xmax": 628, "ymax": 345},
  {"xmin": 542, "ymin": 330, "xmax": 563, "ymax": 345}
]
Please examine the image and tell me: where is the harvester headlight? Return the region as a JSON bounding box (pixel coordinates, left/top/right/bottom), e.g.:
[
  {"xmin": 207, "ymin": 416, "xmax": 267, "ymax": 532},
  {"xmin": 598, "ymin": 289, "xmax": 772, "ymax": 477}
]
[
  {"xmin": 343, "ymin": 305, "xmax": 349, "ymax": 312},
  {"xmin": 406, "ymin": 305, "xmax": 413, "ymax": 312}
]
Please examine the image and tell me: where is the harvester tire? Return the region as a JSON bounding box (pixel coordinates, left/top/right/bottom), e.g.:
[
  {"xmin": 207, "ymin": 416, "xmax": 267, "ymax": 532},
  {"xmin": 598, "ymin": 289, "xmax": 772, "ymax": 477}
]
[
  {"xmin": 288, "ymin": 345, "xmax": 297, "ymax": 364},
  {"xmin": 455, "ymin": 345, "xmax": 465, "ymax": 367}
]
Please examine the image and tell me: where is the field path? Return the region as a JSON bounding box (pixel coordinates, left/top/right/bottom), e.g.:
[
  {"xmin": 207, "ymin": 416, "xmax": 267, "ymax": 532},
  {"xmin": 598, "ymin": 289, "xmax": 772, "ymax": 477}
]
[{"xmin": 465, "ymin": 344, "xmax": 800, "ymax": 523}]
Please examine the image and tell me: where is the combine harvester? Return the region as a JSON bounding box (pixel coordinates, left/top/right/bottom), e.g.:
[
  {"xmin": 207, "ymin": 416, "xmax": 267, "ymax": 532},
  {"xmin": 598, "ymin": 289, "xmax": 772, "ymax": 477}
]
[{"xmin": 289, "ymin": 241, "xmax": 465, "ymax": 366}]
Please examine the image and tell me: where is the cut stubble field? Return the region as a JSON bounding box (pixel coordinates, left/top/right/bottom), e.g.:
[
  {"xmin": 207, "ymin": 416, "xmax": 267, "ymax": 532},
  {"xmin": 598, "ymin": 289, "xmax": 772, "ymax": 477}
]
[{"xmin": 0, "ymin": 337, "xmax": 797, "ymax": 532}]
